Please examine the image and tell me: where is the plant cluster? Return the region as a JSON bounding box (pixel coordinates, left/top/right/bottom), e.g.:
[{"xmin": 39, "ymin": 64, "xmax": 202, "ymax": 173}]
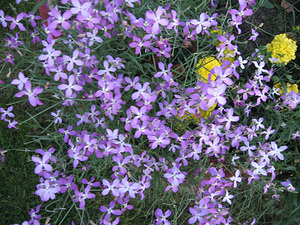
[{"xmin": 0, "ymin": 0, "xmax": 299, "ymax": 224}]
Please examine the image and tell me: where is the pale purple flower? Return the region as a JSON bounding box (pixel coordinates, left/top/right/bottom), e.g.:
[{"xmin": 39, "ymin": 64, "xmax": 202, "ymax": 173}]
[
  {"xmin": 63, "ymin": 50, "xmax": 84, "ymax": 71},
  {"xmin": 38, "ymin": 44, "xmax": 61, "ymax": 67},
  {"xmin": 222, "ymin": 190, "xmax": 234, "ymax": 205},
  {"xmin": 50, "ymin": 7, "xmax": 72, "ymax": 30},
  {"xmin": 0, "ymin": 10, "xmax": 7, "ymax": 27},
  {"xmin": 281, "ymin": 179, "xmax": 296, "ymax": 192},
  {"xmin": 155, "ymin": 208, "xmax": 172, "ymax": 225},
  {"xmin": 102, "ymin": 179, "xmax": 120, "ymax": 197},
  {"xmin": 251, "ymin": 161, "xmax": 267, "ymax": 176},
  {"xmin": 51, "ymin": 110, "xmax": 62, "ymax": 124},
  {"xmin": 164, "ymin": 164, "xmax": 185, "ymax": 187},
  {"xmin": 207, "ymin": 83, "xmax": 227, "ymax": 106},
  {"xmin": 240, "ymin": 140, "xmax": 256, "ymax": 157},
  {"xmin": 218, "ymin": 108, "xmax": 239, "ymax": 130},
  {"xmin": 230, "ymin": 169, "xmax": 242, "ymax": 188},
  {"xmin": 190, "ymin": 12, "xmax": 211, "ymax": 34},
  {"xmin": 118, "ymin": 177, "xmax": 141, "ymax": 198},
  {"xmin": 249, "ymin": 28, "xmax": 259, "ymax": 41},
  {"xmin": 15, "ymin": 81, "xmax": 43, "ymax": 107},
  {"xmin": 11, "ymin": 72, "xmax": 28, "ymax": 90},
  {"xmin": 268, "ymin": 142, "xmax": 287, "ymax": 161},
  {"xmin": 0, "ymin": 106, "xmax": 14, "ymax": 120},
  {"xmin": 32, "ymin": 154, "xmax": 53, "ymax": 174},
  {"xmin": 188, "ymin": 204, "xmax": 209, "ymax": 224},
  {"xmin": 262, "ymin": 126, "xmax": 275, "ymax": 140},
  {"xmin": 6, "ymin": 13, "xmax": 26, "ymax": 31},
  {"xmin": 70, "ymin": 0, "xmax": 91, "ymax": 17},
  {"xmin": 35, "ymin": 180, "xmax": 60, "ymax": 201},
  {"xmin": 145, "ymin": 6, "xmax": 169, "ymax": 34},
  {"xmin": 57, "ymin": 75, "xmax": 83, "ymax": 97}
]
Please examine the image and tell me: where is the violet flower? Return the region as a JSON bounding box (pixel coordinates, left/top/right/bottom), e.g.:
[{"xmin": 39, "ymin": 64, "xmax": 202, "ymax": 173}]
[
  {"xmin": 6, "ymin": 13, "xmax": 26, "ymax": 31},
  {"xmin": 0, "ymin": 106, "xmax": 14, "ymax": 120},
  {"xmin": 145, "ymin": 6, "xmax": 169, "ymax": 34},
  {"xmin": 35, "ymin": 180, "xmax": 60, "ymax": 201},
  {"xmin": 15, "ymin": 81, "xmax": 43, "ymax": 107},
  {"xmin": 155, "ymin": 208, "xmax": 172, "ymax": 225},
  {"xmin": 190, "ymin": 12, "xmax": 211, "ymax": 34},
  {"xmin": 57, "ymin": 75, "xmax": 83, "ymax": 98},
  {"xmin": 0, "ymin": 10, "xmax": 7, "ymax": 27}
]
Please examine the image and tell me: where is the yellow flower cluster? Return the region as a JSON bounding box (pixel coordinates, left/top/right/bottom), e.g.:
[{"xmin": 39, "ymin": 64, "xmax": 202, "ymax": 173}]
[
  {"xmin": 173, "ymin": 56, "xmax": 220, "ymax": 131},
  {"xmin": 195, "ymin": 56, "xmax": 220, "ymax": 82},
  {"xmin": 174, "ymin": 105, "xmax": 217, "ymax": 131},
  {"xmin": 274, "ymin": 82, "xmax": 299, "ymax": 95},
  {"xmin": 266, "ymin": 33, "xmax": 297, "ymax": 65}
]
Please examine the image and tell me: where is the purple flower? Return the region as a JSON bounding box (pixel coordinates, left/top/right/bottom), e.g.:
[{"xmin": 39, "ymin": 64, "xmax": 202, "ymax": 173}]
[
  {"xmin": 268, "ymin": 142, "xmax": 287, "ymax": 161},
  {"xmin": 218, "ymin": 108, "xmax": 239, "ymax": 130},
  {"xmin": 230, "ymin": 169, "xmax": 242, "ymax": 188},
  {"xmin": 146, "ymin": 6, "xmax": 169, "ymax": 34},
  {"xmin": 249, "ymin": 28, "xmax": 259, "ymax": 41},
  {"xmin": 188, "ymin": 204, "xmax": 209, "ymax": 224},
  {"xmin": 11, "ymin": 72, "xmax": 28, "ymax": 90},
  {"xmin": 154, "ymin": 62, "xmax": 173, "ymax": 82},
  {"xmin": 57, "ymin": 75, "xmax": 83, "ymax": 97},
  {"xmin": 50, "ymin": 8, "xmax": 72, "ymax": 30},
  {"xmin": 51, "ymin": 110, "xmax": 62, "ymax": 124},
  {"xmin": 0, "ymin": 10, "xmax": 7, "ymax": 27},
  {"xmin": 38, "ymin": 43, "xmax": 61, "ymax": 67},
  {"xmin": 155, "ymin": 208, "xmax": 172, "ymax": 225},
  {"xmin": 102, "ymin": 179, "xmax": 120, "ymax": 197},
  {"xmin": 5, "ymin": 119, "xmax": 19, "ymax": 129},
  {"xmin": 63, "ymin": 50, "xmax": 84, "ymax": 71},
  {"xmin": 164, "ymin": 164, "xmax": 185, "ymax": 187},
  {"xmin": 281, "ymin": 179, "xmax": 296, "ymax": 192},
  {"xmin": 167, "ymin": 10, "xmax": 185, "ymax": 35},
  {"xmin": 59, "ymin": 125, "xmax": 77, "ymax": 143},
  {"xmin": 6, "ymin": 13, "xmax": 26, "ymax": 31},
  {"xmin": 32, "ymin": 154, "xmax": 53, "ymax": 174},
  {"xmin": 35, "ymin": 180, "xmax": 60, "ymax": 201},
  {"xmin": 190, "ymin": 12, "xmax": 211, "ymax": 34},
  {"xmin": 100, "ymin": 201, "xmax": 122, "ymax": 221},
  {"xmin": 15, "ymin": 81, "xmax": 43, "ymax": 107},
  {"xmin": 73, "ymin": 185, "xmax": 96, "ymax": 209},
  {"xmin": 28, "ymin": 204, "xmax": 42, "ymax": 224},
  {"xmin": 0, "ymin": 106, "xmax": 14, "ymax": 120},
  {"xmin": 70, "ymin": 0, "xmax": 91, "ymax": 17},
  {"xmin": 129, "ymin": 35, "xmax": 152, "ymax": 54}
]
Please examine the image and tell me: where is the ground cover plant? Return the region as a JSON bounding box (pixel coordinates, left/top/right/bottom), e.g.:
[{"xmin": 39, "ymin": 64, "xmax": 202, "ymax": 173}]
[{"xmin": 0, "ymin": 0, "xmax": 300, "ymax": 224}]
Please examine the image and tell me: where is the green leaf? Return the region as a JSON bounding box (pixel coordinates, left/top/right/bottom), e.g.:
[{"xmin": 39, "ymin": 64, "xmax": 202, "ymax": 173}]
[
  {"xmin": 271, "ymin": 76, "xmax": 280, "ymax": 83},
  {"xmin": 282, "ymin": 166, "xmax": 296, "ymax": 170},
  {"xmin": 260, "ymin": 0, "xmax": 276, "ymax": 8}
]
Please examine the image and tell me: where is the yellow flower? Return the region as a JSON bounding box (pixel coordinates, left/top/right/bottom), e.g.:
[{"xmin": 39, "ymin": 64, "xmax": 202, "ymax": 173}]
[
  {"xmin": 217, "ymin": 47, "xmax": 235, "ymax": 64},
  {"xmin": 173, "ymin": 104, "xmax": 217, "ymax": 131},
  {"xmin": 266, "ymin": 33, "xmax": 297, "ymax": 65},
  {"xmin": 195, "ymin": 56, "xmax": 220, "ymax": 82},
  {"xmin": 274, "ymin": 82, "xmax": 299, "ymax": 95}
]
